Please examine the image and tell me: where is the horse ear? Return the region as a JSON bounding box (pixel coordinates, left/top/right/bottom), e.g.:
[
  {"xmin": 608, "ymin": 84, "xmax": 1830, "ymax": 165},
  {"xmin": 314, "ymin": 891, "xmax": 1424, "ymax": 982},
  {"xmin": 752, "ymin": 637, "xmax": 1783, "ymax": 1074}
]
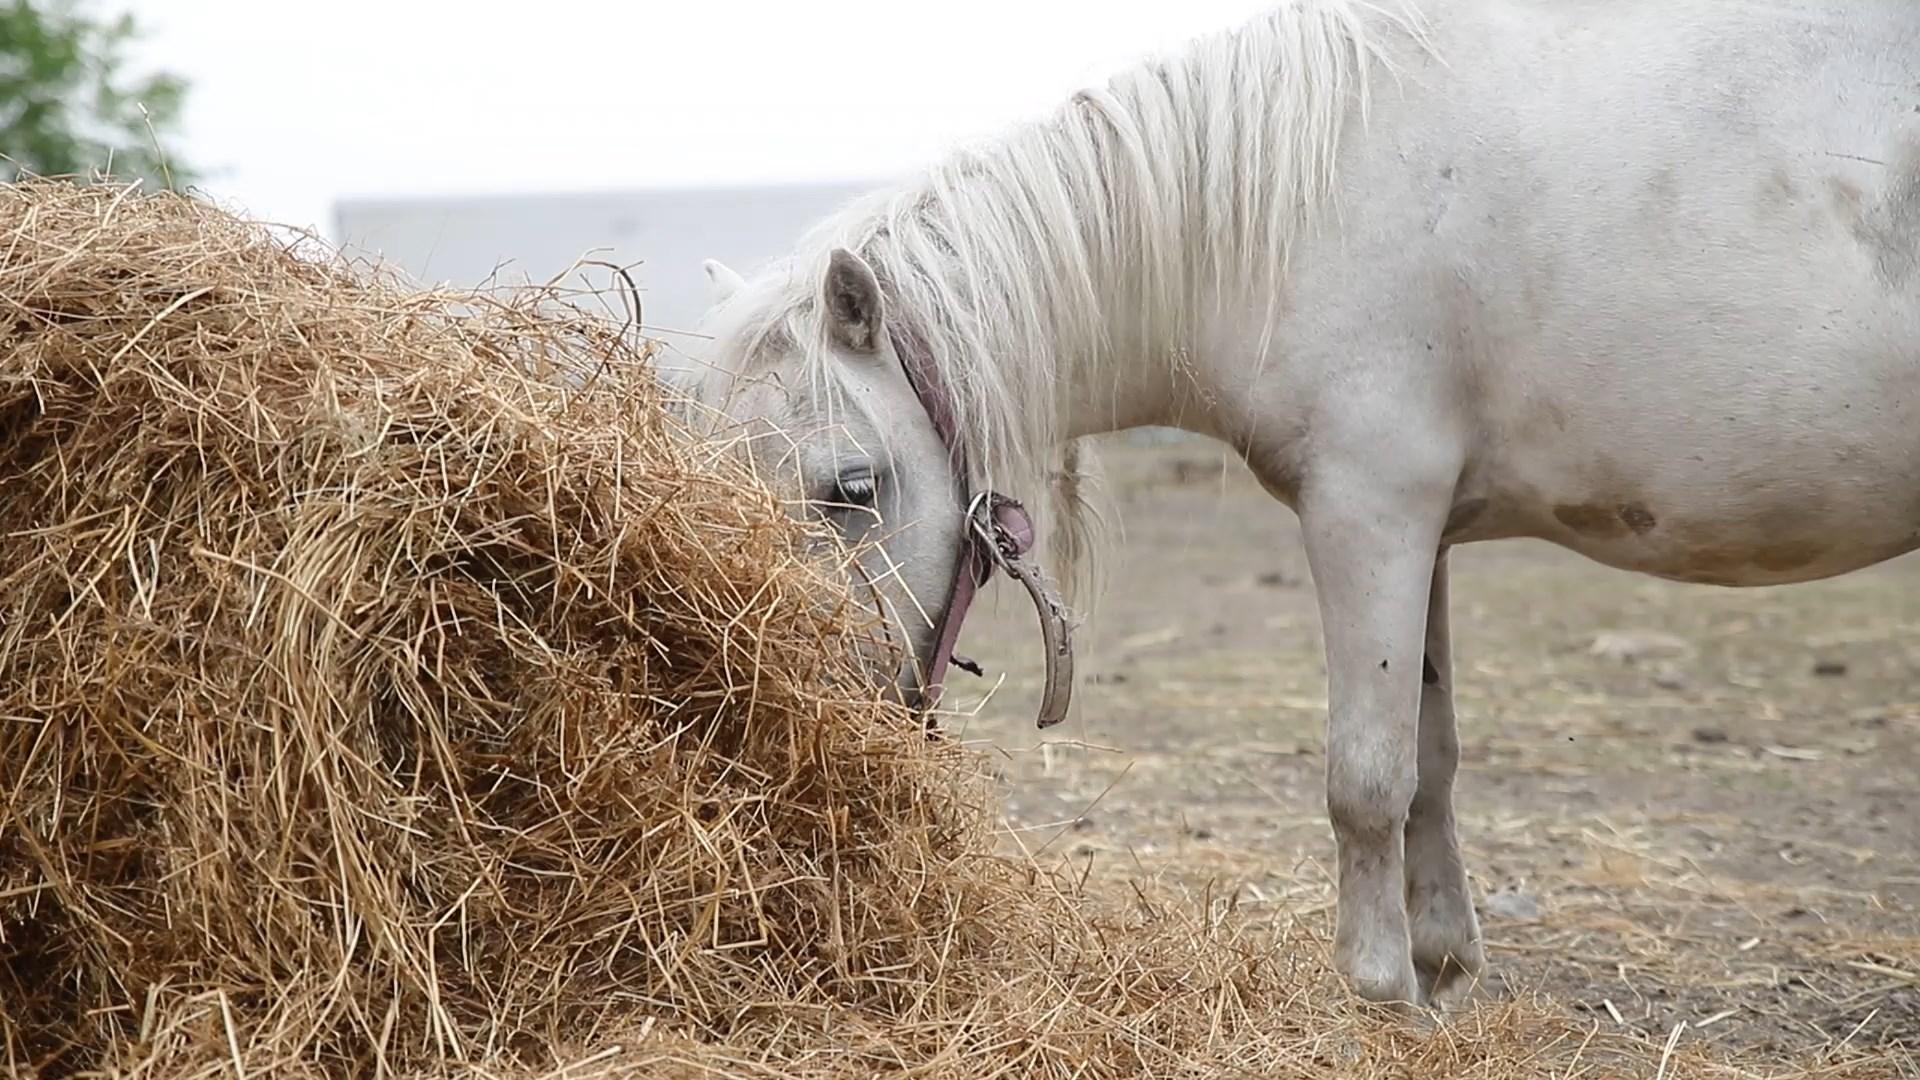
[
  {"xmin": 823, "ymin": 248, "xmax": 884, "ymax": 353},
  {"xmin": 703, "ymin": 259, "xmax": 746, "ymax": 306}
]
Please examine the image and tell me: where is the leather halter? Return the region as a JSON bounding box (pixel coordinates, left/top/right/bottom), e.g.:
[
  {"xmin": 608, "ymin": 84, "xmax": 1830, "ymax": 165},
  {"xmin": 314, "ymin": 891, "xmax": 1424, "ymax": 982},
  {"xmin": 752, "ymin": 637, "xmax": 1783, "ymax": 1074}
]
[{"xmin": 889, "ymin": 324, "xmax": 1074, "ymax": 729}]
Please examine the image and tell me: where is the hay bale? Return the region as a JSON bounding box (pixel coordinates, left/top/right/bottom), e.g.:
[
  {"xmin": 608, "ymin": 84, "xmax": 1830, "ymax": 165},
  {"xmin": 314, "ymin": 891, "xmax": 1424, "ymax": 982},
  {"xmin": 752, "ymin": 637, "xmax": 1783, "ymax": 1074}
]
[
  {"xmin": 0, "ymin": 180, "xmax": 974, "ymax": 1076},
  {"xmin": 0, "ymin": 181, "xmax": 1896, "ymax": 1080}
]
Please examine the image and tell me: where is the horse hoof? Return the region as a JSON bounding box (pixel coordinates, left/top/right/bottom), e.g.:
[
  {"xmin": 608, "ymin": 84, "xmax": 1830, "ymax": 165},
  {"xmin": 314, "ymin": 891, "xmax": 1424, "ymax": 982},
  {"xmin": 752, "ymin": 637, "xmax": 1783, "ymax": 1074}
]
[
  {"xmin": 1425, "ymin": 966, "xmax": 1507, "ymax": 1011},
  {"xmin": 1346, "ymin": 965, "xmax": 1425, "ymax": 1010}
]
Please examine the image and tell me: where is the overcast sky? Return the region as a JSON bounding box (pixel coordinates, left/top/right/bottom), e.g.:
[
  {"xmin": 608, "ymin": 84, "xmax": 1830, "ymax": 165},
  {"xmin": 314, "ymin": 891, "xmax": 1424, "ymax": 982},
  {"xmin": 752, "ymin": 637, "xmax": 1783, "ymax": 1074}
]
[{"xmin": 125, "ymin": 0, "xmax": 1277, "ymax": 237}]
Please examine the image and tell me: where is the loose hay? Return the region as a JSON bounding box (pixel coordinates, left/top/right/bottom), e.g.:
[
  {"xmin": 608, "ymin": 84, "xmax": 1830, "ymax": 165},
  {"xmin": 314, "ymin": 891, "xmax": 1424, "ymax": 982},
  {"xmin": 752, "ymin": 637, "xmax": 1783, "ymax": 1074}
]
[{"xmin": 0, "ymin": 180, "xmax": 1899, "ymax": 1079}]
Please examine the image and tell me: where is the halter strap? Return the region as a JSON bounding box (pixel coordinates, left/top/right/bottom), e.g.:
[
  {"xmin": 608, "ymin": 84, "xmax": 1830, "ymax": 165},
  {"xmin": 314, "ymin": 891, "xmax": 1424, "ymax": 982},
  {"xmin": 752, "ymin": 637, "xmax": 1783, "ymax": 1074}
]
[{"xmin": 889, "ymin": 324, "xmax": 1073, "ymax": 729}]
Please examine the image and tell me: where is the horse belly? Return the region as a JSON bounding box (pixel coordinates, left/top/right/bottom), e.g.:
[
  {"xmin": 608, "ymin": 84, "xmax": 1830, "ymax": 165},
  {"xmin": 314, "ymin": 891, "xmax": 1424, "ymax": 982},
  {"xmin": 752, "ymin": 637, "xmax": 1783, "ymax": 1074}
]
[
  {"xmin": 1459, "ymin": 384, "xmax": 1920, "ymax": 587},
  {"xmin": 1536, "ymin": 492, "xmax": 1920, "ymax": 589}
]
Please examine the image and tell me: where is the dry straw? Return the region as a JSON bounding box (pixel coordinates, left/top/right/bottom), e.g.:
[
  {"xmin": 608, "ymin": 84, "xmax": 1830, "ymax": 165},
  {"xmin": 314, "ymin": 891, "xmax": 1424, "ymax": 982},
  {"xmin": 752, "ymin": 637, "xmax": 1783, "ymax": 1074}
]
[{"xmin": 0, "ymin": 181, "xmax": 1896, "ymax": 1079}]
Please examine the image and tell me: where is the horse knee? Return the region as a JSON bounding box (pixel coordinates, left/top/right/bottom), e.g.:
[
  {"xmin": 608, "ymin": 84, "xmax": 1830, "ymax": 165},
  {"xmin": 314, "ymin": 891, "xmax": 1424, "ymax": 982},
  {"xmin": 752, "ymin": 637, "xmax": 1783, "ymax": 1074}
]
[{"xmin": 1327, "ymin": 760, "xmax": 1416, "ymax": 848}]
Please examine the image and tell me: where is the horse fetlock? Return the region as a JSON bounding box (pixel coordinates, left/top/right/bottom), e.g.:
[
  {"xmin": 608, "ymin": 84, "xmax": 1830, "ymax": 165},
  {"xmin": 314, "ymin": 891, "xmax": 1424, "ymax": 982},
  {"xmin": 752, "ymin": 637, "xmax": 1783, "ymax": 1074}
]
[
  {"xmin": 1408, "ymin": 898, "xmax": 1484, "ymax": 997},
  {"xmin": 1400, "ymin": 796, "xmax": 1479, "ymax": 1000},
  {"xmin": 1332, "ymin": 815, "xmax": 1420, "ymax": 1006}
]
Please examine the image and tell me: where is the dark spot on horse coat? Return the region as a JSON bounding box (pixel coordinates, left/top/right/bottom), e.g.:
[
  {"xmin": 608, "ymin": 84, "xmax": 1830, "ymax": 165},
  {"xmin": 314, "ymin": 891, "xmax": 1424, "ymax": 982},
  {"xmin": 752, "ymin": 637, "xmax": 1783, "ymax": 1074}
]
[
  {"xmin": 1554, "ymin": 504, "xmax": 1630, "ymax": 539},
  {"xmin": 1557, "ymin": 501, "xmax": 1659, "ymax": 539},
  {"xmin": 1829, "ymin": 176, "xmax": 1865, "ymax": 217},
  {"xmin": 1756, "ymin": 167, "xmax": 1800, "ymax": 219},
  {"xmin": 1768, "ymin": 167, "xmax": 1799, "ymax": 201},
  {"xmin": 1618, "ymin": 503, "xmax": 1658, "ymax": 534},
  {"xmin": 1422, "ymin": 654, "xmax": 1440, "ymax": 686}
]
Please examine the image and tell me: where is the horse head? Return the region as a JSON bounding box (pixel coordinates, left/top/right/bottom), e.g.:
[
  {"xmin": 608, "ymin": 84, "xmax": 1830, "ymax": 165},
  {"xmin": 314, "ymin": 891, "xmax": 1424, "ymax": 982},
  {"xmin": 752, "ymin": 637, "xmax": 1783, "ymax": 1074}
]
[{"xmin": 677, "ymin": 246, "xmax": 1075, "ymax": 726}]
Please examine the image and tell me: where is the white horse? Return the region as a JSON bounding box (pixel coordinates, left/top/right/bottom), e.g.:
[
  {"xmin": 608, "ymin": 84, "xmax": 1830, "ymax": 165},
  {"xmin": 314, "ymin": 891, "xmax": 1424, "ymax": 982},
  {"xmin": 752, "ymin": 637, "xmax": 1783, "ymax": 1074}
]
[{"xmin": 674, "ymin": 0, "xmax": 1920, "ymax": 1007}]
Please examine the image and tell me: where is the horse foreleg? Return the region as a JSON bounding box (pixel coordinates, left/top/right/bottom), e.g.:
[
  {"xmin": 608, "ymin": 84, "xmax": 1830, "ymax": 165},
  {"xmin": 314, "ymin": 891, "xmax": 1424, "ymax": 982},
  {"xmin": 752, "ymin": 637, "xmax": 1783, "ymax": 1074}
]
[
  {"xmin": 1298, "ymin": 463, "xmax": 1449, "ymax": 1006},
  {"xmin": 1405, "ymin": 549, "xmax": 1487, "ymax": 1003}
]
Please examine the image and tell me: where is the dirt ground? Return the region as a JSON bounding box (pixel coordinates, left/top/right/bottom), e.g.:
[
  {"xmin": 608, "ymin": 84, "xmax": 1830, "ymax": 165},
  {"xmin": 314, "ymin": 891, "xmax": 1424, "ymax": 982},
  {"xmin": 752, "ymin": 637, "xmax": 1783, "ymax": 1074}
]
[{"xmin": 942, "ymin": 436, "xmax": 1920, "ymax": 1074}]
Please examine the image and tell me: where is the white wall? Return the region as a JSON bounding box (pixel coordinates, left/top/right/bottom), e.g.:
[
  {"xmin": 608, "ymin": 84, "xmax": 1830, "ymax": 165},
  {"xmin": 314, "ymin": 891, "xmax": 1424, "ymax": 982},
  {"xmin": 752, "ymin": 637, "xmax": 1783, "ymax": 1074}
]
[{"xmin": 333, "ymin": 182, "xmax": 867, "ymax": 343}]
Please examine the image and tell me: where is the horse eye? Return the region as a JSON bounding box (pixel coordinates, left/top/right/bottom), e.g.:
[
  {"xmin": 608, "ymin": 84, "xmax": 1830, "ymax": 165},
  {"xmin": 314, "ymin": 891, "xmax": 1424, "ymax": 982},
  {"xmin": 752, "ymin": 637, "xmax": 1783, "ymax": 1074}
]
[
  {"xmin": 817, "ymin": 468, "xmax": 879, "ymax": 516},
  {"xmin": 832, "ymin": 469, "xmax": 879, "ymax": 508}
]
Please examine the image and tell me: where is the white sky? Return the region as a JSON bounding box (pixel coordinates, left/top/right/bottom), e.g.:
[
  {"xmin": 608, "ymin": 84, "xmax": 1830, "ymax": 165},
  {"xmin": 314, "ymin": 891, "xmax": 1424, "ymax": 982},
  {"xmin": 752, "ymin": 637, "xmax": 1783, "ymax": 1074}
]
[{"xmin": 126, "ymin": 0, "xmax": 1278, "ymax": 237}]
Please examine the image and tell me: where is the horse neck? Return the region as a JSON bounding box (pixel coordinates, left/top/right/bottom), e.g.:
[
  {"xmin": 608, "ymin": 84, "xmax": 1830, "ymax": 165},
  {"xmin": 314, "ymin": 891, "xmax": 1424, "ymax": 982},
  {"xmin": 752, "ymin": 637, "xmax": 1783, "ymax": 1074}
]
[
  {"xmin": 908, "ymin": 5, "xmax": 1389, "ymax": 445},
  {"xmin": 1055, "ymin": 288, "xmax": 1194, "ymax": 440},
  {"xmin": 904, "ymin": 193, "xmax": 1194, "ymax": 453},
  {"xmin": 913, "ymin": 125, "xmax": 1306, "ymax": 445}
]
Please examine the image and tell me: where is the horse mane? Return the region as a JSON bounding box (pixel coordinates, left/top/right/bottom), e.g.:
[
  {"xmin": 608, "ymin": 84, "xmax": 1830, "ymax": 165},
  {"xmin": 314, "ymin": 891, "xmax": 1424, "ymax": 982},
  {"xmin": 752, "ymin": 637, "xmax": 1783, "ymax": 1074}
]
[{"xmin": 725, "ymin": 0, "xmax": 1421, "ymax": 600}]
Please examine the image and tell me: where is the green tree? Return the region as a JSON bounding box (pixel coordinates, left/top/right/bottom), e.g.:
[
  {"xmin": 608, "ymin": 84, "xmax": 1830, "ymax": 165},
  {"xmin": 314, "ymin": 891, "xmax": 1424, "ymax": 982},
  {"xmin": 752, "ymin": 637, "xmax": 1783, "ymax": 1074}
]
[{"xmin": 0, "ymin": 0, "xmax": 192, "ymax": 186}]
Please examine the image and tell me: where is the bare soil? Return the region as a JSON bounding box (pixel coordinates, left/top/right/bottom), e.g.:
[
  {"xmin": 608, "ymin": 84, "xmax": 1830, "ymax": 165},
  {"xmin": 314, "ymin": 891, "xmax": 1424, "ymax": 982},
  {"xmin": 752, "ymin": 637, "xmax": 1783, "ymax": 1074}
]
[{"xmin": 943, "ymin": 436, "xmax": 1920, "ymax": 1074}]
